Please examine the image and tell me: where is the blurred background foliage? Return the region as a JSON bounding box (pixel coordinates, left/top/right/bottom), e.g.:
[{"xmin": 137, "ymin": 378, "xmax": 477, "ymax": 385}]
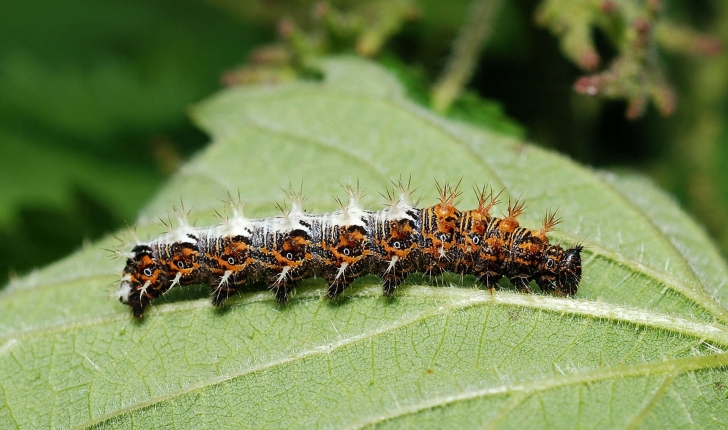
[{"xmin": 1, "ymin": 0, "xmax": 726, "ymax": 286}]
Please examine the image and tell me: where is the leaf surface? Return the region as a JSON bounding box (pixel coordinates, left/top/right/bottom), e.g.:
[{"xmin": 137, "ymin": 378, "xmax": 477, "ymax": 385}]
[{"xmin": 2, "ymin": 57, "xmax": 728, "ymax": 429}]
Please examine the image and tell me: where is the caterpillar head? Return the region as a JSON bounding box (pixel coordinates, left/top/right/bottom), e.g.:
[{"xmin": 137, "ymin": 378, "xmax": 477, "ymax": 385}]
[{"xmin": 118, "ymin": 245, "xmax": 166, "ymax": 317}]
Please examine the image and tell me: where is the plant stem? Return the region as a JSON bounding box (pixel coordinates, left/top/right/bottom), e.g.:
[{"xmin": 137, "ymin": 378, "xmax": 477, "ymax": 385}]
[{"xmin": 431, "ymin": 0, "xmax": 504, "ymax": 112}]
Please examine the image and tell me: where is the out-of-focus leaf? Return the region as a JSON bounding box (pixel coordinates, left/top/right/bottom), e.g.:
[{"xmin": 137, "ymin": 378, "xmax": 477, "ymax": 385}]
[{"xmin": 0, "ymin": 0, "xmax": 267, "ymax": 281}]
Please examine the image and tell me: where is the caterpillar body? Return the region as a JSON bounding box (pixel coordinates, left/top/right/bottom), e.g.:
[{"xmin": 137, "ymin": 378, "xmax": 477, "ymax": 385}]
[{"xmin": 117, "ymin": 181, "xmax": 583, "ymax": 317}]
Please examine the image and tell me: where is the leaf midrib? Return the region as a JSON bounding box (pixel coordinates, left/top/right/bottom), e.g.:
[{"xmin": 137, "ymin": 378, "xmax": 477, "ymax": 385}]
[
  {"xmin": 5, "ymin": 286, "xmax": 728, "ymax": 359},
  {"xmin": 68, "ymin": 287, "xmax": 728, "ymax": 429}
]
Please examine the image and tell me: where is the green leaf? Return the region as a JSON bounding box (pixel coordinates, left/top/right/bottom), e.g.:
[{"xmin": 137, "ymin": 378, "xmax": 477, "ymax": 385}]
[{"xmin": 2, "ymin": 57, "xmax": 728, "ymax": 429}]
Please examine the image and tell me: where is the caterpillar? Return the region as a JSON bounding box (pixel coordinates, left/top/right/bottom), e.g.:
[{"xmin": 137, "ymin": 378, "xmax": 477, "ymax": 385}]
[{"xmin": 117, "ymin": 181, "xmax": 583, "ymax": 317}]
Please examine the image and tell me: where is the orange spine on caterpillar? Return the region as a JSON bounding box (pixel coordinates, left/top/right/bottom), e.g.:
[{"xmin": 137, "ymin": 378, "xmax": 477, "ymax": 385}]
[{"xmin": 117, "ymin": 180, "xmax": 583, "ymax": 317}]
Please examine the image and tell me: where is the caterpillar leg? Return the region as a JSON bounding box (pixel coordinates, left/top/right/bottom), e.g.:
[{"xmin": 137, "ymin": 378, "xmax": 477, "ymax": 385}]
[
  {"xmin": 382, "ymin": 277, "xmax": 404, "ymax": 297},
  {"xmin": 476, "ymin": 271, "xmax": 501, "ymax": 292},
  {"xmin": 536, "ymin": 278, "xmax": 556, "ymax": 294},
  {"xmin": 211, "ymin": 284, "xmax": 239, "ymax": 307},
  {"xmin": 273, "ymin": 282, "xmax": 296, "ymax": 304},
  {"xmin": 131, "ymin": 298, "xmax": 150, "ymax": 319},
  {"xmin": 510, "ymin": 277, "xmax": 532, "ymax": 294},
  {"xmin": 327, "ymin": 279, "xmax": 353, "ymax": 299}
]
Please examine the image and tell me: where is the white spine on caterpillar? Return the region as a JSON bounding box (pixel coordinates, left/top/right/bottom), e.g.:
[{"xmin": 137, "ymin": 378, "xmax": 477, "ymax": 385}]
[
  {"xmin": 383, "ymin": 189, "xmax": 416, "ymax": 222},
  {"xmin": 173, "ymin": 209, "xmax": 196, "ymax": 241},
  {"xmin": 334, "ymin": 263, "xmax": 349, "ymax": 281},
  {"xmin": 384, "ymin": 256, "xmax": 398, "ymax": 274},
  {"xmin": 155, "ymin": 212, "xmax": 198, "ymax": 245},
  {"xmin": 274, "ymin": 266, "xmax": 291, "ymax": 286},
  {"xmin": 217, "ymin": 270, "xmax": 232, "ymax": 288},
  {"xmin": 168, "ymin": 272, "xmax": 183, "ymax": 289},
  {"xmin": 333, "ymin": 186, "xmax": 369, "ymax": 227},
  {"xmin": 214, "ymin": 213, "xmax": 255, "ymax": 238},
  {"xmin": 273, "ymin": 197, "xmax": 312, "ymax": 235},
  {"xmin": 226, "ymin": 203, "xmax": 255, "ymax": 237}
]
